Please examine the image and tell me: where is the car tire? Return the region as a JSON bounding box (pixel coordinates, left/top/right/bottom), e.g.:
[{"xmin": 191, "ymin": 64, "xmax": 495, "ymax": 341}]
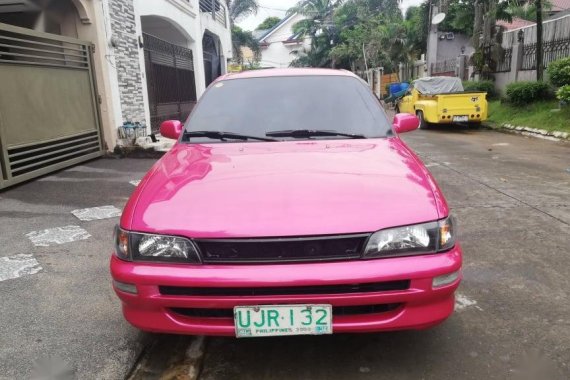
[{"xmin": 416, "ymin": 110, "xmax": 429, "ymax": 130}]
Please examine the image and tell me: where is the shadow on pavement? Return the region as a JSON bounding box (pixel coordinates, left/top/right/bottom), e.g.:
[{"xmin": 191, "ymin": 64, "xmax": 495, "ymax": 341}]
[
  {"xmin": 423, "ymin": 123, "xmax": 484, "ymax": 135},
  {"xmin": 200, "ymin": 328, "xmax": 448, "ymax": 380}
]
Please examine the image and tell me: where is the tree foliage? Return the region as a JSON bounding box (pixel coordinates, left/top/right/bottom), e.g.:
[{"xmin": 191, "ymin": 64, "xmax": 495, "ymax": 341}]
[
  {"xmin": 256, "ymin": 16, "xmax": 281, "ymax": 31},
  {"xmin": 227, "ymin": 0, "xmax": 260, "ymax": 65},
  {"xmin": 289, "ymin": 0, "xmax": 342, "ymax": 68},
  {"xmin": 404, "ymin": 4, "xmax": 429, "ymax": 62},
  {"xmin": 231, "ymin": 26, "xmax": 260, "ymax": 65},
  {"xmin": 226, "ymin": 0, "xmax": 258, "ymax": 24},
  {"xmin": 282, "ymin": 0, "xmax": 554, "ymax": 71},
  {"xmin": 288, "ymin": 0, "xmax": 427, "ymax": 71},
  {"xmin": 547, "ymin": 57, "xmax": 570, "ymax": 87}
]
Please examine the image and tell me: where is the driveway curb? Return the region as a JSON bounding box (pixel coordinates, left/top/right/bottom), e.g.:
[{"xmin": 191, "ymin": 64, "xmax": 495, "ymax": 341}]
[
  {"xmin": 127, "ymin": 335, "xmax": 206, "ymax": 380},
  {"xmin": 486, "ymin": 122, "xmax": 570, "ymax": 142}
]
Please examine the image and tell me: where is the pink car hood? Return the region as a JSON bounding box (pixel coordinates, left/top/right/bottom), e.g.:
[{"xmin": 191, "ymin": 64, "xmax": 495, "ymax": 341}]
[{"xmin": 123, "ymin": 138, "xmax": 448, "ymax": 238}]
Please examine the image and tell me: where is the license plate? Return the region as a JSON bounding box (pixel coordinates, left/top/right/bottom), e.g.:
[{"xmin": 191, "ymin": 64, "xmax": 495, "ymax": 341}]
[
  {"xmin": 234, "ymin": 304, "xmax": 332, "ymax": 338},
  {"xmin": 453, "ymin": 115, "xmax": 469, "ymax": 122}
]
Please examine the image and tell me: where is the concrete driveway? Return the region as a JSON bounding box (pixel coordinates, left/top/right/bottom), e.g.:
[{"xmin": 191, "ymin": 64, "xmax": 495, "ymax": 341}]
[{"xmin": 1, "ymin": 127, "xmax": 569, "ymax": 379}]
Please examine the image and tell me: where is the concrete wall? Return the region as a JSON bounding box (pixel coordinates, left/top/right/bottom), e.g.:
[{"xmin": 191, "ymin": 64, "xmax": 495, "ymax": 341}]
[
  {"xmin": 494, "ymin": 72, "xmax": 510, "ymax": 94},
  {"xmin": 437, "ymin": 33, "xmax": 474, "ymax": 60},
  {"xmin": 489, "ymin": 42, "xmax": 551, "ymax": 95},
  {"xmin": 489, "ymin": 15, "xmax": 569, "ymax": 95}
]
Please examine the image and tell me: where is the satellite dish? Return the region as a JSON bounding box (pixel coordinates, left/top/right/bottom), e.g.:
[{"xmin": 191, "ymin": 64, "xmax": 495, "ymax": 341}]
[{"xmin": 432, "ymin": 13, "xmax": 446, "ymax": 25}]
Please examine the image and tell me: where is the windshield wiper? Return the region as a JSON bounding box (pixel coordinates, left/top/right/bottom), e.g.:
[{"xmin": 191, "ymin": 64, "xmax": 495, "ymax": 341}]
[
  {"xmin": 183, "ymin": 130, "xmax": 278, "ymax": 142},
  {"xmin": 265, "ymin": 129, "xmax": 367, "ymax": 139}
]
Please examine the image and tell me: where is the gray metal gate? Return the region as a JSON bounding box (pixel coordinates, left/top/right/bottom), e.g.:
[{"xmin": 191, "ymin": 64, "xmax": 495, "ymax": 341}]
[
  {"xmin": 143, "ymin": 33, "xmax": 197, "ymax": 133},
  {"xmin": 0, "ymin": 23, "xmax": 103, "ymax": 190},
  {"xmin": 203, "ymin": 33, "xmax": 221, "ymax": 87}
]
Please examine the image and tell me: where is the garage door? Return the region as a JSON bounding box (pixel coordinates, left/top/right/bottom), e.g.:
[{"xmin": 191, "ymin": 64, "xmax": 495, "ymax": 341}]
[{"xmin": 0, "ymin": 23, "xmax": 103, "ymax": 189}]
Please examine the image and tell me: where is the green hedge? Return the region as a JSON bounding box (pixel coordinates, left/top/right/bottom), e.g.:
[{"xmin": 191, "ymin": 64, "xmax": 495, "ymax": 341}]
[
  {"xmin": 557, "ymin": 84, "xmax": 570, "ymax": 103},
  {"xmin": 505, "ymin": 81, "xmax": 553, "ymax": 106},
  {"xmin": 463, "ymin": 80, "xmax": 497, "ymax": 99},
  {"xmin": 546, "ymin": 57, "xmax": 570, "ymax": 87}
]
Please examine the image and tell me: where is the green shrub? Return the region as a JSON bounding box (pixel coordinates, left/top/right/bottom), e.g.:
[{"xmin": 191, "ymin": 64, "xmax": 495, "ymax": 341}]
[
  {"xmin": 546, "ymin": 57, "xmax": 570, "ymax": 87},
  {"xmin": 463, "ymin": 80, "xmax": 497, "ymax": 99},
  {"xmin": 505, "ymin": 81, "xmax": 553, "ymax": 106},
  {"xmin": 556, "ymin": 84, "xmax": 570, "ymax": 103}
]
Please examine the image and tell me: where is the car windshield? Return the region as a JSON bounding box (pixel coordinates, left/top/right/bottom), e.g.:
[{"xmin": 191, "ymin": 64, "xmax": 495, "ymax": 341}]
[{"xmin": 183, "ymin": 75, "xmax": 392, "ymax": 142}]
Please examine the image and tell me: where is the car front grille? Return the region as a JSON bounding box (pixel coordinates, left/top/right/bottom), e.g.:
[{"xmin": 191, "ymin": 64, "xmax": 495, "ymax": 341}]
[
  {"xmin": 195, "ymin": 234, "xmax": 370, "ymax": 264},
  {"xmin": 169, "ymin": 303, "xmax": 403, "ymax": 319},
  {"xmin": 159, "ymin": 280, "xmax": 410, "ymax": 297}
]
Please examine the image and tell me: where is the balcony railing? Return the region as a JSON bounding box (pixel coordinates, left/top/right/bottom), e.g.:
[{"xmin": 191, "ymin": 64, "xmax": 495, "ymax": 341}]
[{"xmin": 199, "ymin": 0, "xmax": 227, "ymax": 27}]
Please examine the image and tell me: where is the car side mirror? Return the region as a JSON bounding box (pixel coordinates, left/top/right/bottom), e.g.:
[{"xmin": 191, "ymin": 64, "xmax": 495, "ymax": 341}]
[
  {"xmin": 393, "ymin": 113, "xmax": 419, "ymax": 134},
  {"xmin": 160, "ymin": 120, "xmax": 183, "ymax": 140}
]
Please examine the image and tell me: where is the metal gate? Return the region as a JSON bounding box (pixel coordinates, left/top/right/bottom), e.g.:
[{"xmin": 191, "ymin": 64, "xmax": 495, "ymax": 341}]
[
  {"xmin": 0, "ymin": 23, "xmax": 103, "ymax": 190},
  {"xmin": 143, "ymin": 33, "xmax": 197, "ymax": 133},
  {"xmin": 203, "ymin": 33, "xmax": 221, "ymax": 87}
]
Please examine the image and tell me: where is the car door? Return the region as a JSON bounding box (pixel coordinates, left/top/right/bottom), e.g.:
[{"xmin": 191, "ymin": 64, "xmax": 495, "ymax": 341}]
[{"xmin": 398, "ymin": 88, "xmax": 414, "ymax": 114}]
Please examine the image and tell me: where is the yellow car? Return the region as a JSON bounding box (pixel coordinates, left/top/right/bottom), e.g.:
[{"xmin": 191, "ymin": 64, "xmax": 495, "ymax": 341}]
[{"xmin": 396, "ymin": 77, "xmax": 488, "ymax": 129}]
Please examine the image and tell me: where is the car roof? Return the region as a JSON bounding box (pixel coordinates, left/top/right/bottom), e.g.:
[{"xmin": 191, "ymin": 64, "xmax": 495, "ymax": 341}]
[{"xmin": 216, "ymin": 68, "xmax": 358, "ymax": 82}]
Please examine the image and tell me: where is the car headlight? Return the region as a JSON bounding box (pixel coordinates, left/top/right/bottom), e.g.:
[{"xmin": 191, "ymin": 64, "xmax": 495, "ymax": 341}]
[
  {"xmin": 362, "ymin": 216, "xmax": 455, "ymax": 259},
  {"xmin": 113, "ymin": 226, "xmax": 201, "ymax": 263}
]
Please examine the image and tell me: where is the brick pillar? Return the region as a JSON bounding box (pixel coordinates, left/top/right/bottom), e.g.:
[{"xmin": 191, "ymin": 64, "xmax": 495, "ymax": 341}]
[{"xmin": 108, "ymin": 0, "xmax": 146, "ymax": 124}]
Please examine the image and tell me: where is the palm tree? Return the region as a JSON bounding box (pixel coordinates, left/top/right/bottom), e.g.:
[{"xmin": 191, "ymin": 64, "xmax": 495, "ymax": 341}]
[
  {"xmin": 225, "ymin": 0, "xmax": 258, "ymax": 25},
  {"xmin": 505, "ymin": 0, "xmax": 552, "ymax": 21},
  {"xmin": 290, "ymin": 43, "xmax": 331, "ymax": 67},
  {"xmin": 225, "ymin": 0, "xmax": 259, "ymax": 66},
  {"xmin": 289, "ymin": 0, "xmax": 342, "ymax": 38},
  {"xmin": 231, "ymin": 26, "xmax": 260, "ymax": 65},
  {"xmin": 377, "ymin": 21, "xmax": 411, "ymax": 71},
  {"xmin": 287, "ymin": 0, "xmax": 344, "ymax": 67}
]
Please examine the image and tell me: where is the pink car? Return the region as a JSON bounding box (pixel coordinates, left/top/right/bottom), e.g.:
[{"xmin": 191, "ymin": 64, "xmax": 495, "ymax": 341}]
[{"xmin": 111, "ymin": 69, "xmax": 462, "ymax": 337}]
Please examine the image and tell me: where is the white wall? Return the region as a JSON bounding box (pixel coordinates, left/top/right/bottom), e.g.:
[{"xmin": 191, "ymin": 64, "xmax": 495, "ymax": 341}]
[
  {"xmin": 94, "ymin": 0, "xmax": 231, "ymax": 146},
  {"xmin": 135, "ymin": 0, "xmax": 203, "ymax": 113},
  {"xmin": 259, "ymin": 13, "xmax": 311, "ymax": 68},
  {"xmin": 134, "ymin": 0, "xmax": 232, "ymax": 96},
  {"xmin": 132, "ymin": 0, "xmax": 231, "ymax": 131}
]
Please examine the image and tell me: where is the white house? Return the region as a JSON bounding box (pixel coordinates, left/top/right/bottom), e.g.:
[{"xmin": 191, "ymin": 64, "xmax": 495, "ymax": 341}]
[{"xmin": 257, "ymin": 13, "xmax": 312, "ymax": 68}]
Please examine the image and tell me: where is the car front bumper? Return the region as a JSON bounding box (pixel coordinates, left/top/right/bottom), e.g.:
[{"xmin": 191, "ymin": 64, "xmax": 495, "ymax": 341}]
[{"xmin": 110, "ymin": 245, "xmax": 462, "ymax": 336}]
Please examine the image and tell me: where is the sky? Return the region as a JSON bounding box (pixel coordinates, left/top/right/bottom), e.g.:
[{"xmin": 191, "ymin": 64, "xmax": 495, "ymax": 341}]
[{"xmin": 237, "ymin": 0, "xmax": 425, "ymax": 31}]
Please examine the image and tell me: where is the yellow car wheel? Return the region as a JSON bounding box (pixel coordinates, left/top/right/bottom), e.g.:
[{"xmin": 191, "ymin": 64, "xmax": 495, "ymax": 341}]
[{"xmin": 416, "ymin": 110, "xmax": 429, "ymax": 130}]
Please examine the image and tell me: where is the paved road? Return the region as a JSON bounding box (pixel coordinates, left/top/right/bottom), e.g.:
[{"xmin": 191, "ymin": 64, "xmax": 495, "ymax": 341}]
[
  {"xmin": 1, "ymin": 128, "xmax": 569, "ymax": 379},
  {"xmin": 199, "ymin": 128, "xmax": 570, "ymax": 380},
  {"xmin": 0, "ymin": 159, "xmax": 155, "ymax": 380}
]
